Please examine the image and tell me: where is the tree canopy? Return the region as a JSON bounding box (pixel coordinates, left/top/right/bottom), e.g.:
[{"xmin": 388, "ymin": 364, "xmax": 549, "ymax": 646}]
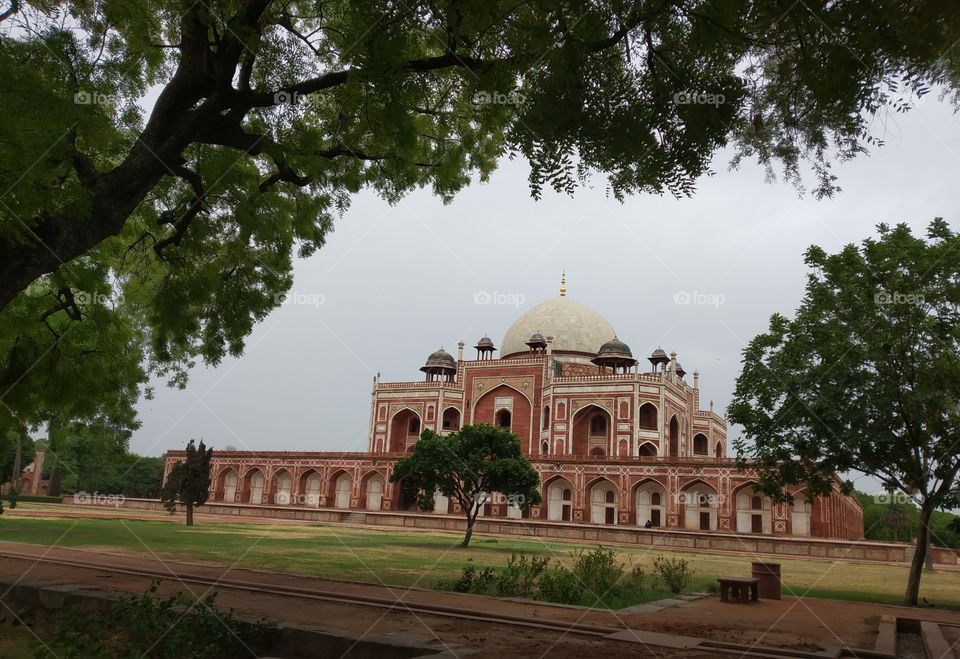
[
  {"xmin": 391, "ymin": 423, "xmax": 541, "ymax": 546},
  {"xmin": 729, "ymin": 220, "xmax": 960, "ymax": 606},
  {"xmin": 2, "ymin": 1, "xmax": 960, "ymax": 445}
]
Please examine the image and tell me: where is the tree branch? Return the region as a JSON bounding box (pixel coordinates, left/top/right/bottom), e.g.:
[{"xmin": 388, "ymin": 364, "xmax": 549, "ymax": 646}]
[{"xmin": 154, "ymin": 165, "xmax": 207, "ymax": 256}]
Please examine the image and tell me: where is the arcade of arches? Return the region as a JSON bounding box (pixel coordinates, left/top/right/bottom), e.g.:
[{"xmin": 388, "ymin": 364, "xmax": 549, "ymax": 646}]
[{"xmin": 176, "ymin": 453, "xmax": 862, "ymax": 539}]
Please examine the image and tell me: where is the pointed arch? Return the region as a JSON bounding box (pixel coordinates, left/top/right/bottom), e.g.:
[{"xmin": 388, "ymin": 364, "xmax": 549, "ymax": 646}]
[
  {"xmin": 389, "ymin": 408, "xmax": 421, "ymax": 453},
  {"xmin": 638, "ymin": 402, "xmax": 658, "ymax": 430},
  {"xmin": 571, "ymin": 404, "xmax": 612, "ymax": 455},
  {"xmin": 298, "ymin": 469, "xmax": 322, "ymax": 507},
  {"xmin": 441, "ymin": 406, "xmax": 461, "ymax": 432},
  {"xmin": 473, "ymin": 381, "xmax": 532, "ymax": 408},
  {"xmin": 272, "ymin": 468, "xmax": 294, "ymax": 505},
  {"xmin": 241, "ymin": 467, "xmax": 265, "ymax": 504},
  {"xmin": 473, "ymin": 383, "xmax": 531, "ymax": 440},
  {"xmin": 733, "ymin": 481, "xmax": 771, "ymax": 533},
  {"xmin": 680, "ymin": 479, "xmax": 717, "ymax": 530},
  {"xmin": 790, "ymin": 488, "xmax": 812, "ymax": 536},
  {"xmin": 543, "ymin": 475, "xmax": 575, "ymax": 522},
  {"xmin": 361, "ymin": 470, "xmax": 386, "ymax": 511},
  {"xmin": 216, "ymin": 467, "xmax": 239, "ymax": 502},
  {"xmin": 668, "ymin": 415, "xmax": 680, "ymax": 457},
  {"xmin": 587, "ymin": 477, "xmax": 618, "ymax": 525},
  {"xmin": 638, "ymin": 442, "xmax": 658, "ymax": 458},
  {"xmin": 495, "ymin": 408, "xmax": 512, "ymax": 430},
  {"xmin": 693, "ymin": 433, "xmax": 709, "ymax": 455},
  {"xmin": 633, "ymin": 477, "xmax": 667, "ymax": 527},
  {"xmin": 326, "ymin": 469, "xmax": 352, "ymax": 509}
]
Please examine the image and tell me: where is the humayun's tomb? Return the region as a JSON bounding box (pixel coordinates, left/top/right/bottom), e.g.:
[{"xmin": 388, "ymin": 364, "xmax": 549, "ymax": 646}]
[{"xmin": 163, "ymin": 277, "xmax": 864, "ymax": 540}]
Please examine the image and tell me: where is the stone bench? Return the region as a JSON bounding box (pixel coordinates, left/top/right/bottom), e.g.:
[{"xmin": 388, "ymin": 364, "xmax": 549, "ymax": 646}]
[{"xmin": 718, "ymin": 577, "xmax": 759, "ymax": 603}]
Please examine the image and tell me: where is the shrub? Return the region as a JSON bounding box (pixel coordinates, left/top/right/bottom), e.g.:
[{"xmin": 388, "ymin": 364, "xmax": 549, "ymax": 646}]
[
  {"xmin": 571, "ymin": 546, "xmax": 622, "ymax": 599},
  {"xmin": 537, "ymin": 566, "xmax": 584, "ymax": 604},
  {"xmin": 444, "ymin": 564, "xmax": 497, "ymax": 595},
  {"xmin": 32, "ymin": 582, "xmax": 275, "ymax": 658},
  {"xmin": 653, "ymin": 555, "xmax": 694, "ymax": 594},
  {"xmin": 439, "ymin": 547, "xmax": 648, "ymax": 608},
  {"xmin": 495, "ymin": 553, "xmax": 549, "ymax": 598}
]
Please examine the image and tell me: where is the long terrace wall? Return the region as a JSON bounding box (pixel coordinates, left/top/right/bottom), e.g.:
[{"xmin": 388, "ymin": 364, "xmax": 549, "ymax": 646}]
[{"xmin": 84, "ymin": 497, "xmax": 959, "ymax": 568}]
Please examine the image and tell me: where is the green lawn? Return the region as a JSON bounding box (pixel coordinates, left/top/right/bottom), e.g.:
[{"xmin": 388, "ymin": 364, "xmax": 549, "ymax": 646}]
[{"xmin": 1, "ymin": 509, "xmax": 957, "ymax": 609}]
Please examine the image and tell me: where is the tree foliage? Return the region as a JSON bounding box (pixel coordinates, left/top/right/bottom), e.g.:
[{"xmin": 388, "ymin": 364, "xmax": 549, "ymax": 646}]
[
  {"xmin": 2, "ymin": 0, "xmax": 960, "ymax": 442},
  {"xmin": 160, "ymin": 439, "xmax": 212, "ymax": 526},
  {"xmin": 390, "ymin": 424, "xmax": 541, "ymax": 546},
  {"xmin": 729, "ymin": 220, "xmax": 960, "ymax": 606}
]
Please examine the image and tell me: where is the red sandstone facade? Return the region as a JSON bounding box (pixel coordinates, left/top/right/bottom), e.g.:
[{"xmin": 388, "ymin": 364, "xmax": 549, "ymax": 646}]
[{"xmin": 164, "ymin": 286, "xmax": 864, "ymax": 541}]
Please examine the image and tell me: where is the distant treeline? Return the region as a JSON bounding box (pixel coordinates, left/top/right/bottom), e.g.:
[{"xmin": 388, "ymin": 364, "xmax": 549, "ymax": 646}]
[
  {"xmin": 856, "ymin": 491, "xmax": 960, "ymax": 548},
  {"xmin": 2, "ymin": 432, "xmax": 164, "ymax": 498}
]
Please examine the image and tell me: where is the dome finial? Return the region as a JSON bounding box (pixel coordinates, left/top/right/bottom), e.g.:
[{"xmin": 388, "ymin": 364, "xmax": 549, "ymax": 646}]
[{"xmin": 559, "ymin": 270, "xmax": 566, "ymax": 297}]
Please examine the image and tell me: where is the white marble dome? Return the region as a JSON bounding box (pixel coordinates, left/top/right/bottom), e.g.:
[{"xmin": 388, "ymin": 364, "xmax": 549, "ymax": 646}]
[{"xmin": 501, "ymin": 296, "xmax": 617, "ymax": 358}]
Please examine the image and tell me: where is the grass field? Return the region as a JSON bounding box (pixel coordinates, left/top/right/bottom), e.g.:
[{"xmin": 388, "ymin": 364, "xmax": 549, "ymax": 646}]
[{"xmin": 1, "ymin": 507, "xmax": 957, "ymax": 609}]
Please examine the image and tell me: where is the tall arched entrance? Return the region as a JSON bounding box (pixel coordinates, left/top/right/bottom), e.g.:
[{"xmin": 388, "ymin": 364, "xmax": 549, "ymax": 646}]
[
  {"xmin": 589, "ymin": 479, "xmax": 617, "ymax": 525},
  {"xmin": 545, "ymin": 478, "xmax": 574, "ymax": 522},
  {"xmin": 572, "ymin": 405, "xmax": 611, "ymax": 456},
  {"xmin": 635, "ymin": 480, "xmax": 666, "ymax": 527}
]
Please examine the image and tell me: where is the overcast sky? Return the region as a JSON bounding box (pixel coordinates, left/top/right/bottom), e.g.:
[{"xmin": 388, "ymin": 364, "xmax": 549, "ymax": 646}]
[{"xmin": 133, "ymin": 97, "xmax": 960, "ymax": 495}]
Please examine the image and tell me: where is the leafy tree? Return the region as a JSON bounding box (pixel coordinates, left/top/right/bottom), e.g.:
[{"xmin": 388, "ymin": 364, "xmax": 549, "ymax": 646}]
[
  {"xmin": 3, "ymin": 1, "xmax": 960, "ymax": 442},
  {"xmin": 729, "ymin": 220, "xmax": 960, "ymax": 606},
  {"xmin": 160, "ymin": 439, "xmax": 213, "ymax": 526},
  {"xmin": 856, "ymin": 491, "xmax": 919, "ymax": 544},
  {"xmin": 117, "ymin": 456, "xmax": 166, "ymax": 498},
  {"xmin": 391, "ymin": 424, "xmax": 541, "ymax": 547},
  {"xmin": 880, "ymin": 498, "xmax": 912, "ymax": 543}
]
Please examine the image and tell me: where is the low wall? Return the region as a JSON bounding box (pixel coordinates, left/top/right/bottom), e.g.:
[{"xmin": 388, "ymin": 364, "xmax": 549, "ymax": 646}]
[{"xmin": 81, "ymin": 497, "xmax": 960, "ymax": 568}]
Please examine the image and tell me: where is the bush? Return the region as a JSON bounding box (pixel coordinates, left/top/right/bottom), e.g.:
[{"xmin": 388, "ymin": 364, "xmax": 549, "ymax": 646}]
[
  {"xmin": 653, "ymin": 555, "xmax": 694, "ymax": 594},
  {"xmin": 32, "ymin": 581, "xmax": 275, "ymax": 658},
  {"xmin": 571, "ymin": 546, "xmax": 623, "ymax": 600},
  {"xmin": 440, "ymin": 547, "xmax": 646, "ymax": 608},
  {"xmin": 444, "ymin": 564, "xmax": 496, "ymax": 595},
  {"xmin": 495, "ymin": 553, "xmax": 548, "ymax": 598},
  {"xmin": 537, "ymin": 566, "xmax": 583, "ymax": 604}
]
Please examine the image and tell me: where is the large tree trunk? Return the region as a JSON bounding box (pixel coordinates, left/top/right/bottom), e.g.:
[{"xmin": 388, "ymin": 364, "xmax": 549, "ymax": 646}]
[
  {"xmin": 904, "ymin": 504, "xmax": 933, "ymax": 606},
  {"xmin": 186, "ymin": 501, "xmax": 194, "ymax": 527}
]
